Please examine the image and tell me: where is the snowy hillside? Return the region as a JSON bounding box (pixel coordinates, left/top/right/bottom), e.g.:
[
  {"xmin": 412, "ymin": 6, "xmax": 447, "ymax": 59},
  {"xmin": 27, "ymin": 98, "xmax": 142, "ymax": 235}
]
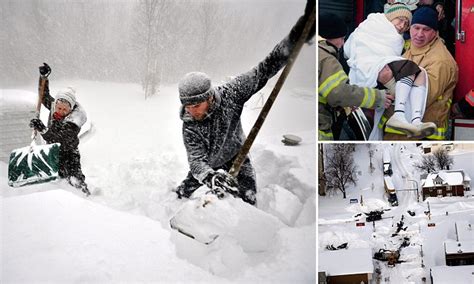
[
  {"xmin": 319, "ymin": 143, "xmax": 474, "ymax": 283},
  {"xmin": 1, "ymin": 80, "xmax": 315, "ymax": 283}
]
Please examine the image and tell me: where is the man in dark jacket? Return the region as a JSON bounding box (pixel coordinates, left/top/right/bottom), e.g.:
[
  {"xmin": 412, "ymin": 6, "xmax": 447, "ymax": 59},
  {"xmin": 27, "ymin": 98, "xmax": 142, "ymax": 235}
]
[
  {"xmin": 30, "ymin": 64, "xmax": 90, "ymax": 196},
  {"xmin": 175, "ymin": 0, "xmax": 315, "ymax": 205}
]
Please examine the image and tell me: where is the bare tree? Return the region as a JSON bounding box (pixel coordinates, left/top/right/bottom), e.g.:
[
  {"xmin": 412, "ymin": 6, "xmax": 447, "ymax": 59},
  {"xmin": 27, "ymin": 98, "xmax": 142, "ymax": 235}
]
[
  {"xmin": 433, "ymin": 148, "xmax": 454, "ymax": 170},
  {"xmin": 367, "ymin": 144, "xmax": 375, "ymax": 174},
  {"xmin": 414, "ymin": 154, "xmax": 437, "ymax": 174},
  {"xmin": 319, "ymin": 144, "xmax": 326, "ymax": 196},
  {"xmin": 133, "ymin": 0, "xmax": 172, "ymax": 99},
  {"xmin": 325, "ymin": 144, "xmax": 358, "ymax": 199}
]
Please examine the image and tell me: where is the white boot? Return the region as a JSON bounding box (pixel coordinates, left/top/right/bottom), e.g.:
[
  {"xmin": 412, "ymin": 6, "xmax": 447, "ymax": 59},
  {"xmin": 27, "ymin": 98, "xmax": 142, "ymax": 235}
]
[
  {"xmin": 386, "ymin": 79, "xmax": 420, "ymax": 136},
  {"xmin": 409, "ymin": 85, "xmax": 436, "ymax": 138},
  {"xmin": 386, "ymin": 111, "xmax": 420, "ymax": 136}
]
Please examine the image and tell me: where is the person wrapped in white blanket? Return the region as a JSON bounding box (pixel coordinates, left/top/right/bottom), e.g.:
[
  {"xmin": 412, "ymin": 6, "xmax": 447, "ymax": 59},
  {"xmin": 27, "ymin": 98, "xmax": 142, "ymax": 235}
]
[{"xmin": 344, "ymin": 2, "xmax": 436, "ymax": 139}]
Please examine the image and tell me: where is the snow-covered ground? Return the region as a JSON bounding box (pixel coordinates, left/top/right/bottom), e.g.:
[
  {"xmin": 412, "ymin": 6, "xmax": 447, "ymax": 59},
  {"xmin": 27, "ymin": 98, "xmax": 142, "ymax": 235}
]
[
  {"xmin": 318, "ymin": 143, "xmax": 474, "ymax": 283},
  {"xmin": 1, "ymin": 80, "xmax": 316, "ymax": 283}
]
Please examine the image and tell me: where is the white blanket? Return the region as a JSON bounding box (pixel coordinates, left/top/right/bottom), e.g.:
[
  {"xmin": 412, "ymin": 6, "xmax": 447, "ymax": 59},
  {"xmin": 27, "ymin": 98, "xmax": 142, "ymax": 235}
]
[
  {"xmin": 343, "ymin": 13, "xmax": 429, "ymax": 140},
  {"xmin": 344, "ymin": 13, "xmax": 405, "ymax": 88}
]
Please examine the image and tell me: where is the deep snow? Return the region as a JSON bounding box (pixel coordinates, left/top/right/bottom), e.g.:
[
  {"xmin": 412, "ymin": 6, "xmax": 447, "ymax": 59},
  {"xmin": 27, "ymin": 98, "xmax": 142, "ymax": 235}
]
[
  {"xmin": 1, "ymin": 79, "xmax": 315, "ymax": 283},
  {"xmin": 318, "ymin": 143, "xmax": 474, "ymax": 283}
]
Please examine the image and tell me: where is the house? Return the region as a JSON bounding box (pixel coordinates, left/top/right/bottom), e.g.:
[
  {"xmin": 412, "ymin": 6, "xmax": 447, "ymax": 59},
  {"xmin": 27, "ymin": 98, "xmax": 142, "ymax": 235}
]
[
  {"xmin": 319, "ymin": 248, "xmax": 374, "ymax": 284},
  {"xmin": 430, "ymin": 265, "xmax": 474, "ymax": 283},
  {"xmin": 445, "ymin": 221, "xmax": 474, "ymax": 266},
  {"xmin": 422, "ymin": 143, "xmax": 455, "ymax": 154},
  {"xmin": 421, "ymin": 170, "xmax": 471, "ymax": 200}
]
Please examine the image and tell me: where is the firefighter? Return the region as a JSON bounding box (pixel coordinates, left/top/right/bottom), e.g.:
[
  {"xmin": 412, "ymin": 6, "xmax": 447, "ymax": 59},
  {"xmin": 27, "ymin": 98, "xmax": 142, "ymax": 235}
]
[{"xmin": 318, "ymin": 12, "xmax": 394, "ymax": 140}]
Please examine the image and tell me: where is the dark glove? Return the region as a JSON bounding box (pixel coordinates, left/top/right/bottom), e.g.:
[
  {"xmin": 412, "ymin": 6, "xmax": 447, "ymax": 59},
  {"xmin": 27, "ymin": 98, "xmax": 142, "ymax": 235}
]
[
  {"xmin": 30, "ymin": 118, "xmax": 47, "ymax": 133},
  {"xmin": 39, "ymin": 62, "xmax": 51, "ymax": 77},
  {"xmin": 204, "ymin": 170, "xmax": 238, "ymax": 191},
  {"xmin": 289, "ymin": 0, "xmax": 316, "ymax": 43}
]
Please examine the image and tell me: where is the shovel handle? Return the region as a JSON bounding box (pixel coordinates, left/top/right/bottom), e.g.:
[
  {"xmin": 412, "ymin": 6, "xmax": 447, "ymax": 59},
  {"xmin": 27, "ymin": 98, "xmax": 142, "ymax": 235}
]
[
  {"xmin": 37, "ymin": 77, "xmax": 47, "ymax": 115},
  {"xmin": 229, "ymin": 7, "xmax": 316, "ymax": 177},
  {"xmin": 33, "ymin": 76, "xmax": 48, "ymax": 140}
]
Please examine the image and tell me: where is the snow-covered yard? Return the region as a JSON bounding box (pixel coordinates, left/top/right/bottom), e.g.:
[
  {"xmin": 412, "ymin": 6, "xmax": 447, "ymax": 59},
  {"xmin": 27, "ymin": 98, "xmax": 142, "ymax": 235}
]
[{"xmin": 1, "ymin": 80, "xmax": 316, "ymax": 283}]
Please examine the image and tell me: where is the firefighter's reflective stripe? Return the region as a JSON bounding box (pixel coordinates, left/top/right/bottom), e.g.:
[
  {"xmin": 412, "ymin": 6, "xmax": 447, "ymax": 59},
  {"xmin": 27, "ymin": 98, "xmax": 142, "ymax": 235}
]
[
  {"xmin": 378, "ymin": 115, "xmax": 388, "ymax": 130},
  {"xmin": 318, "ymin": 70, "xmax": 347, "ymax": 104},
  {"xmin": 379, "ymin": 115, "xmax": 447, "ymax": 140},
  {"xmin": 360, "ymin": 88, "xmax": 376, "ymax": 108},
  {"xmin": 319, "ymin": 129, "xmax": 334, "ymax": 140},
  {"xmin": 466, "ymin": 90, "xmax": 474, "ymax": 107}
]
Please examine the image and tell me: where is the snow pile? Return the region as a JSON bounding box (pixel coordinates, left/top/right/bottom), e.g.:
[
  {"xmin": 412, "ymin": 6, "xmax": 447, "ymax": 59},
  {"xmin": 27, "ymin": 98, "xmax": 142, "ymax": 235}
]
[{"xmin": 1, "ymin": 190, "xmax": 222, "ymax": 283}]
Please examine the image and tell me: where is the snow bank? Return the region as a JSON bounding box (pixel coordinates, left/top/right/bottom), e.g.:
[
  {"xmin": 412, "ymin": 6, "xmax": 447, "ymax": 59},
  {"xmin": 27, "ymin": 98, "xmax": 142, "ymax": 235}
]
[{"xmin": 1, "ymin": 190, "xmax": 224, "ymax": 283}]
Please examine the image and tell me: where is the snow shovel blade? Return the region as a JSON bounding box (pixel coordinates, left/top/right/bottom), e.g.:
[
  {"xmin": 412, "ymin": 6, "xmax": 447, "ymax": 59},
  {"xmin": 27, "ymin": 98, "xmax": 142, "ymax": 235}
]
[
  {"xmin": 8, "ymin": 143, "xmax": 61, "ymax": 187},
  {"xmin": 170, "ymin": 215, "xmax": 219, "ymax": 245}
]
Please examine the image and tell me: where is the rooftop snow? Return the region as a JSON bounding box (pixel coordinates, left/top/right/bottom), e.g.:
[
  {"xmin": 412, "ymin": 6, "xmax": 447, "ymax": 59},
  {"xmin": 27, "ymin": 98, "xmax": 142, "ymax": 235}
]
[
  {"xmin": 1, "ymin": 89, "xmax": 37, "ymax": 110},
  {"xmin": 319, "ymin": 248, "xmax": 374, "ymax": 276},
  {"xmin": 457, "ymin": 221, "xmax": 474, "ymax": 241},
  {"xmin": 384, "ymin": 176, "xmax": 395, "ymax": 190},
  {"xmin": 445, "ymin": 240, "xmax": 474, "ymax": 254},
  {"xmin": 430, "ymin": 265, "xmax": 474, "ymax": 283},
  {"xmin": 422, "ymin": 170, "xmax": 466, "ymax": 187}
]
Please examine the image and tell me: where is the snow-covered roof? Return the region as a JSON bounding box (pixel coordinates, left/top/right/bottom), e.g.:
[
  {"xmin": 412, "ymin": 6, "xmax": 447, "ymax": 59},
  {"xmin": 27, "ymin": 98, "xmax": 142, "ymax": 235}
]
[
  {"xmin": 430, "ymin": 265, "xmax": 474, "ymax": 283},
  {"xmin": 422, "ymin": 170, "xmax": 469, "ymax": 187},
  {"xmin": 444, "ymin": 240, "xmax": 474, "ymax": 254},
  {"xmin": 319, "ymin": 248, "xmax": 374, "ymax": 276},
  {"xmin": 384, "ymin": 176, "xmax": 395, "ymax": 190},
  {"xmin": 1, "ymin": 89, "xmax": 37, "ymax": 110}
]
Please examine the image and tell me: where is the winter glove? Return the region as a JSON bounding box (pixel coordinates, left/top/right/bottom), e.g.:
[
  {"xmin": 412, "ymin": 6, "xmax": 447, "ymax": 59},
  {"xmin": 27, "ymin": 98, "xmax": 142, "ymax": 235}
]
[
  {"xmin": 204, "ymin": 169, "xmax": 238, "ymax": 192},
  {"xmin": 39, "ymin": 62, "xmax": 51, "ymax": 78},
  {"xmin": 289, "ymin": 0, "xmax": 315, "ymax": 43},
  {"xmin": 29, "ymin": 118, "xmax": 47, "ymax": 133}
]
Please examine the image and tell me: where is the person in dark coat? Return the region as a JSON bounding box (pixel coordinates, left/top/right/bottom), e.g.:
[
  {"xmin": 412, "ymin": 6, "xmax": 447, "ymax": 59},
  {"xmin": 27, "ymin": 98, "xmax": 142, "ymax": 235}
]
[
  {"xmin": 30, "ymin": 64, "xmax": 90, "ymax": 196},
  {"xmin": 175, "ymin": 0, "xmax": 315, "ymax": 205}
]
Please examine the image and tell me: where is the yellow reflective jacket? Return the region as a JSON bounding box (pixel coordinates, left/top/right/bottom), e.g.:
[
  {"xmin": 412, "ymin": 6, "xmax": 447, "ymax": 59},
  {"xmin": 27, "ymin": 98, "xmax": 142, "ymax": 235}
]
[
  {"xmin": 382, "ymin": 36, "xmax": 458, "ymax": 140},
  {"xmin": 318, "ymin": 39, "xmax": 386, "ymax": 140}
]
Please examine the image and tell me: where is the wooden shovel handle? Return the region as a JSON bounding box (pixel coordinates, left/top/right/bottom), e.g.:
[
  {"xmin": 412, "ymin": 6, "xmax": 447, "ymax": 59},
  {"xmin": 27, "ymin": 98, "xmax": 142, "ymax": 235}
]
[
  {"xmin": 37, "ymin": 77, "xmax": 47, "ymax": 114},
  {"xmin": 229, "ymin": 7, "xmax": 316, "ymax": 177}
]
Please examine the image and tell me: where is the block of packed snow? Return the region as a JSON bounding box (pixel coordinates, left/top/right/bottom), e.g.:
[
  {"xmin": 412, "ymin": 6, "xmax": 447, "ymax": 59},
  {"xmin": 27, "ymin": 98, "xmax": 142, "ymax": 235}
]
[
  {"xmin": 257, "ymin": 184, "xmax": 303, "ymax": 226},
  {"xmin": 170, "ymin": 193, "xmax": 284, "ymax": 252}
]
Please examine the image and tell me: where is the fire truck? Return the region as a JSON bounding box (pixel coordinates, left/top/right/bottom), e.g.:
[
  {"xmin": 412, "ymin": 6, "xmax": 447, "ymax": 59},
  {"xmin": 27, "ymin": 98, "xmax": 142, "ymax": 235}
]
[{"xmin": 319, "ymin": 0, "xmax": 474, "ymax": 140}]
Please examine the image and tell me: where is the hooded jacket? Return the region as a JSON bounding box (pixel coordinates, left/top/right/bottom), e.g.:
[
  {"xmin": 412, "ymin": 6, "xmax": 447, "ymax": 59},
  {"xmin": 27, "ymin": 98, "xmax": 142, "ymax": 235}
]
[{"xmin": 41, "ymin": 79, "xmax": 87, "ymax": 152}]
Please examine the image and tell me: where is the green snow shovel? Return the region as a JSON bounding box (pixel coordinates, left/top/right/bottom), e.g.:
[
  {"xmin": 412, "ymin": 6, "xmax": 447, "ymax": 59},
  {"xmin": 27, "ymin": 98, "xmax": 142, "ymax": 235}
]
[{"xmin": 8, "ymin": 64, "xmax": 61, "ymax": 187}]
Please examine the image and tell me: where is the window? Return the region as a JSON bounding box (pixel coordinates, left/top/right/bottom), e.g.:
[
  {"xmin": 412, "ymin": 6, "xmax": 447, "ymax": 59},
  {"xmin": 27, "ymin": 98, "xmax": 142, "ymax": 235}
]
[
  {"xmin": 437, "ymin": 189, "xmax": 443, "ymax": 195},
  {"xmin": 447, "ymin": 193, "xmax": 452, "ymax": 197}
]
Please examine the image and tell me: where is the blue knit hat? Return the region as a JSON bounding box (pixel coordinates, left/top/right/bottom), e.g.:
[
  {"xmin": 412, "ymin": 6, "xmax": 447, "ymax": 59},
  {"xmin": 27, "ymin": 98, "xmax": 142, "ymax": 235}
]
[{"xmin": 412, "ymin": 7, "xmax": 438, "ymax": 30}]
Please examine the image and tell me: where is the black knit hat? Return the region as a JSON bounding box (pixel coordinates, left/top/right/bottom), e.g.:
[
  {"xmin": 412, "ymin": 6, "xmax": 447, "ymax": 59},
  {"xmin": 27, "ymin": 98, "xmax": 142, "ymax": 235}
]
[
  {"xmin": 319, "ymin": 12, "xmax": 347, "ymax": 39},
  {"xmin": 412, "ymin": 6, "xmax": 438, "ymax": 30},
  {"xmin": 178, "ymin": 72, "xmax": 214, "ymax": 105}
]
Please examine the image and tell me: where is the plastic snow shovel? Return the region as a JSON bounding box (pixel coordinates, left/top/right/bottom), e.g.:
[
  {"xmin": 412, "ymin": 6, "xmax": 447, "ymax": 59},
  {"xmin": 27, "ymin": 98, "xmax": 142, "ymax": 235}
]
[{"xmin": 8, "ymin": 64, "xmax": 61, "ymax": 187}]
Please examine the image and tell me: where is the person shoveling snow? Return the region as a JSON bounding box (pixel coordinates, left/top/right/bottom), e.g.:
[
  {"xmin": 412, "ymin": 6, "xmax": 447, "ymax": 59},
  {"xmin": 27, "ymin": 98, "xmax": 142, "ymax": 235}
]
[
  {"xmin": 28, "ymin": 63, "xmax": 90, "ymax": 196},
  {"xmin": 174, "ymin": 0, "xmax": 315, "ymax": 206}
]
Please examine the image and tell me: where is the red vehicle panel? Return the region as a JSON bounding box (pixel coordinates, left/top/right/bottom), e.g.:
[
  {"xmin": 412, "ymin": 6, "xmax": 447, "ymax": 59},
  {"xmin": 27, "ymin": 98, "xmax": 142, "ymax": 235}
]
[{"xmin": 454, "ymin": 0, "xmax": 474, "ymax": 102}]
